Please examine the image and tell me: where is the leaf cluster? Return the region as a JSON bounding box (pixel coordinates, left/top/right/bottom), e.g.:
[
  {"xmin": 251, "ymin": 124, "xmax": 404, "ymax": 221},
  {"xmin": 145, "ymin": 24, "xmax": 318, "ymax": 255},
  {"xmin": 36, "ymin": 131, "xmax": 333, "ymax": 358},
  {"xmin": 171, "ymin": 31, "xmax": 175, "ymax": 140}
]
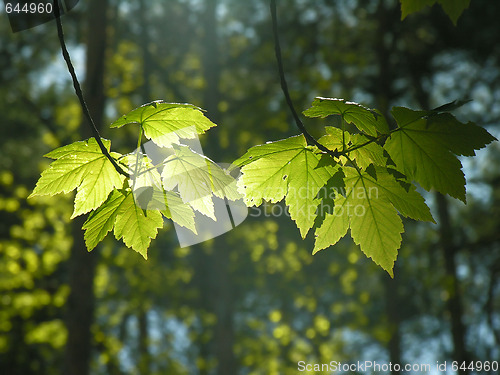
[
  {"xmin": 29, "ymin": 102, "xmax": 238, "ymax": 258},
  {"xmin": 234, "ymin": 97, "xmax": 495, "ymax": 276},
  {"xmin": 29, "ymin": 97, "xmax": 496, "ymax": 276}
]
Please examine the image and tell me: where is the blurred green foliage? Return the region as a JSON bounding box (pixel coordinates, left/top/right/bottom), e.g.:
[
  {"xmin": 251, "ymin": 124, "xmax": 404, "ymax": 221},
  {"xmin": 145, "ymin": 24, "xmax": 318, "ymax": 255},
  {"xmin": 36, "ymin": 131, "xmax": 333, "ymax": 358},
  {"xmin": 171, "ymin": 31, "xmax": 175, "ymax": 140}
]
[{"xmin": 1, "ymin": 0, "xmax": 500, "ymax": 374}]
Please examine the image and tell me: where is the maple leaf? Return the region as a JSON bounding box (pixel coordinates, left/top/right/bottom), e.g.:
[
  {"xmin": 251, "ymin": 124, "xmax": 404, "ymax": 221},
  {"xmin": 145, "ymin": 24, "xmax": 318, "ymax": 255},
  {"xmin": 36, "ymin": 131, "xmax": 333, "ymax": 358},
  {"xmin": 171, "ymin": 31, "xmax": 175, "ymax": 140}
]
[
  {"xmin": 83, "ymin": 189, "xmax": 163, "ymax": 258},
  {"xmin": 82, "ymin": 189, "xmax": 126, "ymax": 251},
  {"xmin": 109, "ymin": 102, "xmax": 216, "ymax": 148},
  {"xmin": 400, "ymin": 0, "xmax": 471, "ymax": 25},
  {"xmin": 303, "ymin": 97, "xmax": 389, "ymax": 136},
  {"xmin": 113, "ymin": 191, "xmax": 164, "ymax": 258},
  {"xmin": 318, "ymin": 126, "xmax": 349, "ymax": 164},
  {"xmin": 348, "ymin": 134, "xmax": 387, "ymax": 169},
  {"xmin": 314, "ymin": 167, "xmax": 407, "ymax": 277},
  {"xmin": 28, "ymin": 138, "xmax": 126, "ymax": 218},
  {"xmin": 161, "ymin": 145, "xmax": 240, "ymax": 220},
  {"xmin": 318, "ymin": 126, "xmax": 348, "ymax": 153},
  {"xmin": 126, "ymin": 152, "xmax": 197, "ymax": 233},
  {"xmin": 234, "ymin": 135, "xmax": 337, "ymax": 238},
  {"xmin": 385, "ymin": 107, "xmax": 496, "ymax": 202}
]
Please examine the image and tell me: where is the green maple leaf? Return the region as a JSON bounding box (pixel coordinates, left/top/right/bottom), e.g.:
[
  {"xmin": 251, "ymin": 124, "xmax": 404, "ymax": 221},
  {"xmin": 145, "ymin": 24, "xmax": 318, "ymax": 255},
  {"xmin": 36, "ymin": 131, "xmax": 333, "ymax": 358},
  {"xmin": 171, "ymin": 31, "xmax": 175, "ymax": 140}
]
[
  {"xmin": 154, "ymin": 190, "xmax": 197, "ymax": 234},
  {"xmin": 319, "ymin": 126, "xmax": 349, "ymax": 154},
  {"xmin": 400, "ymin": 0, "xmax": 434, "ymax": 19},
  {"xmin": 427, "ymin": 113, "xmax": 497, "ymax": 156},
  {"xmin": 318, "ymin": 127, "xmax": 387, "ymax": 169},
  {"xmin": 365, "ymin": 167, "xmax": 435, "ymax": 223},
  {"xmin": 303, "ymin": 97, "xmax": 389, "ymax": 136},
  {"xmin": 109, "ymin": 101, "xmax": 216, "ymax": 148},
  {"xmin": 318, "ymin": 126, "xmax": 349, "ymax": 166},
  {"xmin": 348, "ymin": 134, "xmax": 387, "ymax": 169},
  {"xmin": 113, "ymin": 191, "xmax": 163, "ymax": 258},
  {"xmin": 28, "ymin": 138, "xmax": 126, "ymax": 218},
  {"xmin": 83, "ymin": 189, "xmax": 163, "ymax": 258},
  {"xmin": 161, "ymin": 145, "xmax": 240, "ymax": 220},
  {"xmin": 234, "ymin": 135, "xmax": 337, "ymax": 238},
  {"xmin": 126, "ymin": 153, "xmax": 197, "ymax": 233},
  {"xmin": 82, "ymin": 189, "xmax": 126, "ymax": 251},
  {"xmin": 314, "ymin": 167, "xmax": 408, "ymax": 277},
  {"xmin": 384, "ymin": 107, "xmax": 496, "ymax": 202},
  {"xmin": 400, "ymin": 0, "xmax": 471, "ymax": 25}
]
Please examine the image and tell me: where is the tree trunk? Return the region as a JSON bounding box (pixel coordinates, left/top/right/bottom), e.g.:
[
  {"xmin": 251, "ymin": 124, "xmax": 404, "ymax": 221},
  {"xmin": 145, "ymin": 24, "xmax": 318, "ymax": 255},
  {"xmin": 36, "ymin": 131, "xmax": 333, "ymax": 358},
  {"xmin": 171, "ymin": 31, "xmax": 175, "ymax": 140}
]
[
  {"xmin": 384, "ymin": 275, "xmax": 401, "ymax": 375},
  {"xmin": 137, "ymin": 309, "xmax": 151, "ymax": 375},
  {"xmin": 200, "ymin": 1, "xmax": 236, "ymax": 373},
  {"xmin": 136, "ymin": 2, "xmax": 152, "ymax": 373},
  {"xmin": 211, "ymin": 240, "xmax": 236, "ymax": 374},
  {"xmin": 139, "ymin": 0, "xmax": 152, "ymax": 103},
  {"xmin": 374, "ymin": 4, "xmax": 402, "ymax": 373},
  {"xmin": 436, "ymin": 193, "xmax": 470, "ymax": 370},
  {"xmin": 63, "ymin": 1, "xmax": 108, "ymax": 374}
]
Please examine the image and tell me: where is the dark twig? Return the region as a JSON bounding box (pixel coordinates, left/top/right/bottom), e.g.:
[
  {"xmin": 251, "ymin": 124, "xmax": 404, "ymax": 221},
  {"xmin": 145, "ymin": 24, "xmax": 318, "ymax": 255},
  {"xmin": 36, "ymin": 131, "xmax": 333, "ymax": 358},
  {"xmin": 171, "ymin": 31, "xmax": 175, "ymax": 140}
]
[
  {"xmin": 53, "ymin": 1, "xmax": 128, "ymax": 176},
  {"xmin": 270, "ymin": 0, "xmax": 340, "ymax": 158}
]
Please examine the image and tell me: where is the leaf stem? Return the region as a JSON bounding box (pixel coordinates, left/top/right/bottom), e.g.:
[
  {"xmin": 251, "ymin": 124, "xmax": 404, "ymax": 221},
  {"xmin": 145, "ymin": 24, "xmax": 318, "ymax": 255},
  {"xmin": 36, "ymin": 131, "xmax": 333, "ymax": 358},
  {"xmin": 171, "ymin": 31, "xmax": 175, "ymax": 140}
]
[
  {"xmin": 342, "ymin": 122, "xmax": 409, "ymax": 155},
  {"xmin": 270, "ymin": 0, "xmax": 340, "ymax": 159},
  {"xmin": 53, "ymin": 1, "xmax": 128, "ymax": 177},
  {"xmin": 132, "ymin": 126, "xmax": 145, "ymax": 189},
  {"xmin": 341, "ymin": 115, "xmax": 346, "ymax": 152}
]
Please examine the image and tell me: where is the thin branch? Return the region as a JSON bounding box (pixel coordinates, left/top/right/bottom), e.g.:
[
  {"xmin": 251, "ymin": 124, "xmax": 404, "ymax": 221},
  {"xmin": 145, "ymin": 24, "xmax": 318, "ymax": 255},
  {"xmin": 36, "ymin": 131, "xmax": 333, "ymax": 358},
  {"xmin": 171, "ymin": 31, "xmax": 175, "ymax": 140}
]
[
  {"xmin": 270, "ymin": 0, "xmax": 340, "ymax": 159},
  {"xmin": 53, "ymin": 1, "xmax": 128, "ymax": 177},
  {"xmin": 343, "ymin": 131, "xmax": 394, "ymax": 154}
]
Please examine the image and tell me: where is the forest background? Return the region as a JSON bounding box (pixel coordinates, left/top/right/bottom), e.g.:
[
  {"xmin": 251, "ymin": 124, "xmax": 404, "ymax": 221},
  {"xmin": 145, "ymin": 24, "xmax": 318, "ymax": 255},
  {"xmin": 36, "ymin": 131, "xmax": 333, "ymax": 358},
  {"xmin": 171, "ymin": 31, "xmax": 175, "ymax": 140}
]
[{"xmin": 1, "ymin": 0, "xmax": 499, "ymax": 374}]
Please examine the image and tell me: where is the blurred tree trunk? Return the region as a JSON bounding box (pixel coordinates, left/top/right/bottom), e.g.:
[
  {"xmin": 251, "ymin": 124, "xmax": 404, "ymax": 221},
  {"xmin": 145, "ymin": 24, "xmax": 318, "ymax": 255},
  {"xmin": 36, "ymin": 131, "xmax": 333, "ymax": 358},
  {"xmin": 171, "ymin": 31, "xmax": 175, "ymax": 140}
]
[
  {"xmin": 404, "ymin": 16, "xmax": 471, "ymax": 365},
  {"xmin": 137, "ymin": 310, "xmax": 151, "ymax": 375},
  {"xmin": 436, "ymin": 193, "xmax": 470, "ymax": 371},
  {"xmin": 139, "ymin": 0, "xmax": 152, "ymax": 103},
  {"xmin": 384, "ymin": 276, "xmax": 401, "ymax": 375},
  {"xmin": 137, "ymin": 2, "xmax": 152, "ymax": 374},
  {"xmin": 63, "ymin": 0, "xmax": 108, "ymax": 374},
  {"xmin": 374, "ymin": 3, "xmax": 402, "ymax": 373},
  {"xmin": 200, "ymin": 1, "xmax": 236, "ymax": 374}
]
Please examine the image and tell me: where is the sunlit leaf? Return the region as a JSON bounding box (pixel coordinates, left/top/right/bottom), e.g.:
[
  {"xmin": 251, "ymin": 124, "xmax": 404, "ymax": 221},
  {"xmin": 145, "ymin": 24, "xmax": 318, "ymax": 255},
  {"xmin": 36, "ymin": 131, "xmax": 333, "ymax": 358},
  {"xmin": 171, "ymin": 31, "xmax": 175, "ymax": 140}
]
[
  {"xmin": 235, "ymin": 135, "xmax": 337, "ymax": 237},
  {"xmin": 348, "ymin": 134, "xmax": 387, "ymax": 169},
  {"xmin": 28, "ymin": 138, "xmax": 125, "ymax": 218},
  {"xmin": 113, "ymin": 190, "xmax": 163, "ymax": 259},
  {"xmin": 110, "ymin": 101, "xmax": 216, "ymax": 148},
  {"xmin": 303, "ymin": 97, "xmax": 389, "ymax": 136},
  {"xmin": 82, "ymin": 189, "xmax": 127, "ymax": 251},
  {"xmin": 385, "ymin": 107, "xmax": 495, "ymax": 202},
  {"xmin": 82, "ymin": 189, "xmax": 163, "ymax": 258},
  {"xmin": 318, "ymin": 126, "xmax": 349, "ymax": 163},
  {"xmin": 314, "ymin": 167, "xmax": 404, "ymax": 277},
  {"xmin": 161, "ymin": 145, "xmax": 240, "ymax": 220},
  {"xmin": 127, "ymin": 152, "xmax": 197, "ymax": 233}
]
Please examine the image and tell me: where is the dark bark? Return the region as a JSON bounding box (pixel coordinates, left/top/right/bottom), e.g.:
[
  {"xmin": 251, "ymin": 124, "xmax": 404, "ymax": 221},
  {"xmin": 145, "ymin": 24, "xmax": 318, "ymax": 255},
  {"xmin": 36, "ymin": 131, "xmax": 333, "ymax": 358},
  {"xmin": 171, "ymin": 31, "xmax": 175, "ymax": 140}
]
[
  {"xmin": 436, "ymin": 193, "xmax": 470, "ymax": 370},
  {"xmin": 137, "ymin": 309, "xmax": 151, "ymax": 375},
  {"xmin": 202, "ymin": 0, "xmax": 220, "ymax": 123},
  {"xmin": 200, "ymin": 1, "xmax": 236, "ymax": 373},
  {"xmin": 138, "ymin": 0, "xmax": 152, "ymax": 103},
  {"xmin": 64, "ymin": 217, "xmax": 98, "ymax": 375},
  {"xmin": 374, "ymin": 4, "xmax": 402, "ymax": 373},
  {"xmin": 63, "ymin": 0, "xmax": 108, "ymax": 374},
  {"xmin": 211, "ymin": 239, "xmax": 236, "ymax": 374},
  {"xmin": 136, "ymin": 3, "xmax": 153, "ymax": 373},
  {"xmin": 384, "ymin": 275, "xmax": 401, "ymax": 375}
]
